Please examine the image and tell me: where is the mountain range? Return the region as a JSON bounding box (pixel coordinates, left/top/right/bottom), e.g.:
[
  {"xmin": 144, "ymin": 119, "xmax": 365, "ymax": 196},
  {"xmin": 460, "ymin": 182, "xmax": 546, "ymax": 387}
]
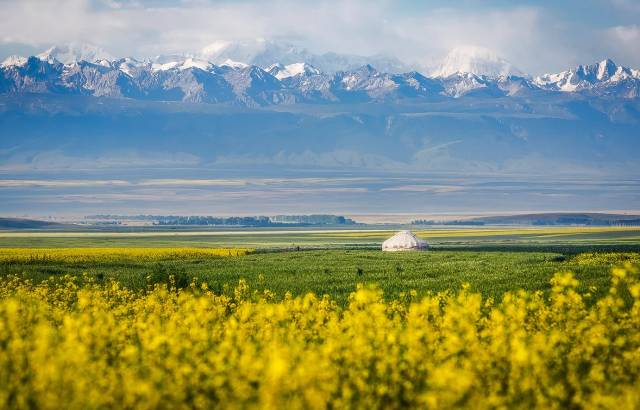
[
  {"xmin": 0, "ymin": 43, "xmax": 639, "ymax": 215},
  {"xmin": 2, "ymin": 42, "xmax": 639, "ymax": 106},
  {"xmin": 23, "ymin": 40, "xmax": 412, "ymax": 75}
]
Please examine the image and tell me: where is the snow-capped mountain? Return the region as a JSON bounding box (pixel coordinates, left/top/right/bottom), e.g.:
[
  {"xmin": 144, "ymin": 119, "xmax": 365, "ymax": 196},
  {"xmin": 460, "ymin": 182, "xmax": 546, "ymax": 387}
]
[
  {"xmin": 267, "ymin": 63, "xmax": 321, "ymax": 80},
  {"xmin": 431, "ymin": 46, "xmax": 524, "ymax": 78},
  {"xmin": 534, "ymin": 59, "xmax": 640, "ymax": 98},
  {"xmin": 1, "ymin": 55, "xmax": 27, "ymax": 68},
  {"xmin": 36, "ymin": 43, "xmax": 114, "ymax": 64},
  {"xmin": 197, "ymin": 38, "xmax": 411, "ymax": 73},
  {"xmin": 1, "ymin": 49, "xmax": 639, "ymax": 106},
  {"xmin": 221, "ymin": 59, "xmax": 249, "ymax": 69},
  {"xmin": 2, "ymin": 51, "xmax": 639, "ymax": 192}
]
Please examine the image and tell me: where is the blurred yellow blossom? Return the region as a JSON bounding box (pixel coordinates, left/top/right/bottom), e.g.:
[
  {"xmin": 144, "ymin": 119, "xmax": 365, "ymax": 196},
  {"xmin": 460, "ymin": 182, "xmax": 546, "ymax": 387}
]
[{"xmin": 0, "ymin": 264, "xmax": 638, "ymax": 409}]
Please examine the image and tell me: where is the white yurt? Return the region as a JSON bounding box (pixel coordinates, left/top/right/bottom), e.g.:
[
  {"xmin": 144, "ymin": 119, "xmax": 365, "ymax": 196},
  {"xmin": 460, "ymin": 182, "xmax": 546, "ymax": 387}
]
[{"xmin": 382, "ymin": 230, "xmax": 428, "ymax": 252}]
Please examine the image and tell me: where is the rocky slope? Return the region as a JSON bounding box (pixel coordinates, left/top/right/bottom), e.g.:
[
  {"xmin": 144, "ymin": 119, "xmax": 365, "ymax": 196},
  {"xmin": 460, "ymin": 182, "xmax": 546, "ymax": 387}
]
[{"xmin": 2, "ymin": 52, "xmax": 638, "ymax": 107}]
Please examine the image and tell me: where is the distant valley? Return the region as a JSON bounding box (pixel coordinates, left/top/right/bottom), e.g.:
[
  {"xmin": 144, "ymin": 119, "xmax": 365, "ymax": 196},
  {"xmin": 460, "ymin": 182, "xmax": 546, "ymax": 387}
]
[{"xmin": 1, "ymin": 44, "xmax": 639, "ymax": 215}]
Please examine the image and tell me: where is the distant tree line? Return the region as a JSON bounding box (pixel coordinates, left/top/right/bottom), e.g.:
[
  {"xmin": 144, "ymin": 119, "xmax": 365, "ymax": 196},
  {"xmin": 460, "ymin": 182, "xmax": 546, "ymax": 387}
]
[
  {"xmin": 411, "ymin": 220, "xmax": 485, "ymax": 226},
  {"xmin": 270, "ymin": 215, "xmax": 355, "ymax": 225},
  {"xmin": 531, "ymin": 217, "xmax": 640, "ymax": 226},
  {"xmin": 411, "ymin": 216, "xmax": 640, "ymax": 227},
  {"xmin": 88, "ymin": 214, "xmax": 356, "ymax": 227},
  {"xmin": 154, "ymin": 216, "xmax": 273, "ymax": 226}
]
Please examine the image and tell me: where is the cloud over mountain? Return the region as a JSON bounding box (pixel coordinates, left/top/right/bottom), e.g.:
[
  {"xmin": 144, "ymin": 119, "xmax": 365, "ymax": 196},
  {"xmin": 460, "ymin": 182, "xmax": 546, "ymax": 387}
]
[
  {"xmin": 431, "ymin": 46, "xmax": 524, "ymax": 78},
  {"xmin": 1, "ymin": 1, "xmax": 639, "ymax": 75},
  {"xmin": 2, "ymin": 46, "xmax": 638, "ymax": 104}
]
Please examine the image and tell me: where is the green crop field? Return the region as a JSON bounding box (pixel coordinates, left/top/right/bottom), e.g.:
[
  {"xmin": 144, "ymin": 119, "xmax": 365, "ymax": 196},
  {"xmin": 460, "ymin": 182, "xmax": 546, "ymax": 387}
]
[
  {"xmin": 1, "ymin": 226, "xmax": 639, "ymax": 249},
  {"xmin": 1, "ymin": 226, "xmax": 639, "ymax": 304},
  {"xmin": 2, "ymin": 226, "xmax": 640, "ymax": 408},
  {"xmin": 2, "ymin": 249, "xmax": 638, "ymax": 305}
]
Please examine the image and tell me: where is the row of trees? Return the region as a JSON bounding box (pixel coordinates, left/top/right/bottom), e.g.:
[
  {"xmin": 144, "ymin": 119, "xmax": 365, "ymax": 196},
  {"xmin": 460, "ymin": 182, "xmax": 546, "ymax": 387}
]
[{"xmin": 89, "ymin": 214, "xmax": 356, "ymax": 227}]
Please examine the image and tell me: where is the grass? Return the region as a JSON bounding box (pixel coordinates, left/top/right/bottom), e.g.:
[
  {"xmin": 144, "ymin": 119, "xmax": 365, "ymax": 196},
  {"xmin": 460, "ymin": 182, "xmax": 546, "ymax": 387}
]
[
  {"xmin": 1, "ymin": 226, "xmax": 638, "ymax": 305},
  {"xmin": 1, "ymin": 230, "xmax": 638, "ymax": 408},
  {"xmin": 0, "ymin": 226, "xmax": 638, "ymax": 249},
  {"xmin": 1, "ymin": 248, "xmax": 635, "ymax": 305}
]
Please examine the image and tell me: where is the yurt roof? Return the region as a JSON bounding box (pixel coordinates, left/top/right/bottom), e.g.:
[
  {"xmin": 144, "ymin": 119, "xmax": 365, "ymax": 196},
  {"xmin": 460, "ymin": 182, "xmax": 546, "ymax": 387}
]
[{"xmin": 382, "ymin": 230, "xmax": 428, "ymax": 251}]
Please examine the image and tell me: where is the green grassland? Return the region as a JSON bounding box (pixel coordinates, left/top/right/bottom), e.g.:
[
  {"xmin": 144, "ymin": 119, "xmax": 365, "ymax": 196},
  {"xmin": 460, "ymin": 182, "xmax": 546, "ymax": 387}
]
[
  {"xmin": 1, "ymin": 249, "xmax": 638, "ymax": 305},
  {"xmin": 0, "ymin": 226, "xmax": 639, "ymax": 304},
  {"xmin": 1, "ymin": 226, "xmax": 639, "ymax": 250}
]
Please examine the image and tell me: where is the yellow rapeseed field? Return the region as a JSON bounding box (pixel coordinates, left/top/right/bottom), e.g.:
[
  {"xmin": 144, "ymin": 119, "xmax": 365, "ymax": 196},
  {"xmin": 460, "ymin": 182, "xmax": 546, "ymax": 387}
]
[
  {"xmin": 0, "ymin": 265, "xmax": 639, "ymax": 409},
  {"xmin": 573, "ymin": 252, "xmax": 640, "ymax": 266},
  {"xmin": 0, "ymin": 247, "xmax": 252, "ymax": 263}
]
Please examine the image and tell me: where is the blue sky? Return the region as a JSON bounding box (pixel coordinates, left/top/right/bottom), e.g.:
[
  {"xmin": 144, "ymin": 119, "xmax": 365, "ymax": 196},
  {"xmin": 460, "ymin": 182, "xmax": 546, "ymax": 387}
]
[{"xmin": 1, "ymin": 0, "xmax": 638, "ymax": 74}]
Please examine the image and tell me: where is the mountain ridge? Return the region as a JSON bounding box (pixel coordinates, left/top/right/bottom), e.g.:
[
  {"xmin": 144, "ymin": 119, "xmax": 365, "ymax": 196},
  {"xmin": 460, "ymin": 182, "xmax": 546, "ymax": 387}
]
[{"xmin": 1, "ymin": 52, "xmax": 638, "ymax": 107}]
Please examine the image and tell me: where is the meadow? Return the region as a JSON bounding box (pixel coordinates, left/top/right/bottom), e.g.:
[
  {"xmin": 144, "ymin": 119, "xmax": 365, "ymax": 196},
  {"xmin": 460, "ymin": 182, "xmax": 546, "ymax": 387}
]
[
  {"xmin": 1, "ymin": 225, "xmax": 639, "ymax": 249},
  {"xmin": 1, "ymin": 226, "xmax": 639, "ymax": 408},
  {"xmin": 1, "ymin": 248, "xmax": 639, "ymax": 305},
  {"xmin": 0, "ymin": 226, "xmax": 639, "ymax": 304}
]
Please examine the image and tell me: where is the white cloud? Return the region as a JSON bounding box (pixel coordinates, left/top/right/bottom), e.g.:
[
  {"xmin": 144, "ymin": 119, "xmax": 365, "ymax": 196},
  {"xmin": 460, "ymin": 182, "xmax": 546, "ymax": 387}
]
[
  {"xmin": 0, "ymin": 0, "xmax": 638, "ymax": 74},
  {"xmin": 599, "ymin": 25, "xmax": 640, "ymax": 68},
  {"xmin": 610, "ymin": 24, "xmax": 640, "ymax": 42}
]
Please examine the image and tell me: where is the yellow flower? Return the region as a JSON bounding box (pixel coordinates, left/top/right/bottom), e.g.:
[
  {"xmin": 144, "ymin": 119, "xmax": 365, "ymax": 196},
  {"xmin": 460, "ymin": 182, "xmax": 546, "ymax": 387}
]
[{"xmin": 0, "ymin": 265, "xmax": 639, "ymax": 408}]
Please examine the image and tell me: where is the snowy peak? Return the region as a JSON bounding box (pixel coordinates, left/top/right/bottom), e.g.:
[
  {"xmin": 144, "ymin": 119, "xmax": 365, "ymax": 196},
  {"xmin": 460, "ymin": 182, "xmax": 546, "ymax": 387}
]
[
  {"xmin": 339, "ymin": 65, "xmax": 382, "ymax": 90},
  {"xmin": 596, "ymin": 59, "xmax": 617, "ymax": 81},
  {"xmin": 36, "ymin": 43, "xmax": 114, "ymax": 64},
  {"xmin": 439, "ymin": 72, "xmax": 491, "ymax": 98},
  {"xmin": 534, "ymin": 59, "xmax": 639, "ymax": 93},
  {"xmin": 431, "ymin": 46, "xmax": 524, "ymax": 78},
  {"xmin": 1, "ymin": 51, "xmax": 639, "ymax": 105},
  {"xmin": 221, "ymin": 59, "xmax": 248, "ymax": 69},
  {"xmin": 268, "ymin": 62, "xmax": 320, "ymax": 79},
  {"xmin": 149, "ymin": 57, "xmax": 217, "ymax": 73},
  {"xmin": 1, "ymin": 55, "xmax": 28, "ymax": 68},
  {"xmin": 151, "ymin": 61, "xmax": 181, "ymax": 72},
  {"xmin": 114, "ymin": 57, "xmax": 149, "ymax": 77},
  {"xmin": 179, "ymin": 58, "xmax": 214, "ymax": 71}
]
